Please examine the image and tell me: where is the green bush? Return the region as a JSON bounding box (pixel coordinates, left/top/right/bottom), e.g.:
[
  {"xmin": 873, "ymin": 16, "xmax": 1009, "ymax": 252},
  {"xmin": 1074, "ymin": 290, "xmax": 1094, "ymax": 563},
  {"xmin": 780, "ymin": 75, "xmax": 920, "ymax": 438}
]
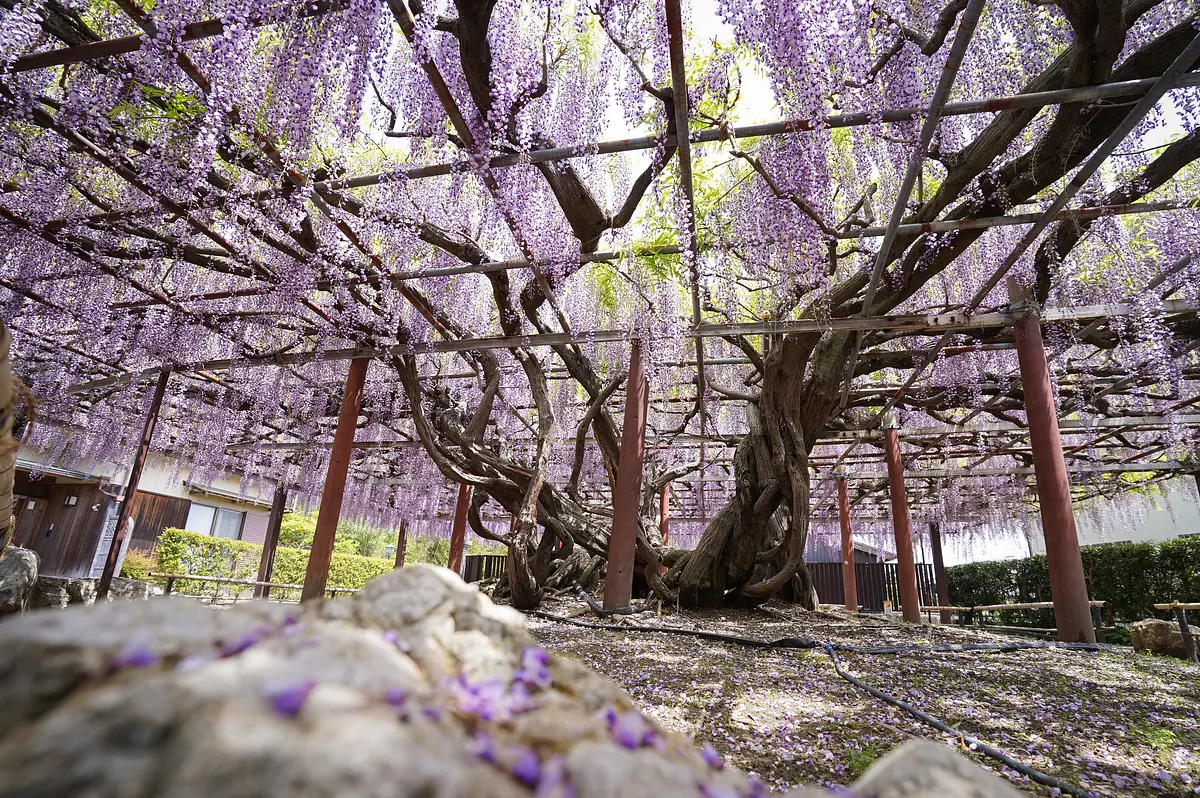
[
  {"xmin": 119, "ymin": 548, "xmax": 157, "ymax": 581},
  {"xmin": 947, "ymin": 537, "xmax": 1200, "ymax": 628},
  {"xmin": 155, "ymin": 528, "xmax": 393, "ymax": 599}
]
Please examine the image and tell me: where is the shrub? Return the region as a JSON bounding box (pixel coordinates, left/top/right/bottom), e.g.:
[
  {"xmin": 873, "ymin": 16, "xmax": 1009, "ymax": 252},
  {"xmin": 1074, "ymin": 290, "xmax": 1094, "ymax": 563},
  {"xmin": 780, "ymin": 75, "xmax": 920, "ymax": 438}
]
[
  {"xmin": 155, "ymin": 528, "xmax": 393, "ymax": 599},
  {"xmin": 119, "ymin": 548, "xmax": 156, "ymax": 581},
  {"xmin": 947, "ymin": 537, "xmax": 1200, "ymax": 628}
]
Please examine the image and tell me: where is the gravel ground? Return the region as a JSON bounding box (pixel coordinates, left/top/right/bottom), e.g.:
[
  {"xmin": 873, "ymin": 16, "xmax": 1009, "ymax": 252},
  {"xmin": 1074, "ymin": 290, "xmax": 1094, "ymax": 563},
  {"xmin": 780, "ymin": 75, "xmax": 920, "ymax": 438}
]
[{"xmin": 525, "ymin": 600, "xmax": 1200, "ymax": 796}]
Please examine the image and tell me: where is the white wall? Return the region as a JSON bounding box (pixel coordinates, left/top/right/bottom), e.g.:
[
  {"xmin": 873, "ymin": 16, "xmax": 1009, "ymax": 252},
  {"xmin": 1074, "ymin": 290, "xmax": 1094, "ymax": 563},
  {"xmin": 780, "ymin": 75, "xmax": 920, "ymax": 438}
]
[{"xmin": 17, "ymin": 447, "xmax": 275, "ymax": 542}]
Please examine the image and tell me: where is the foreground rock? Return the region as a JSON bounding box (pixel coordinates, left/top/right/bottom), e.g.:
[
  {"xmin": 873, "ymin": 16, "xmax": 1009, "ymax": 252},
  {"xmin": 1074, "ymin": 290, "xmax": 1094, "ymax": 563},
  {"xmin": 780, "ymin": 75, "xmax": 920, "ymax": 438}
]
[
  {"xmin": 0, "ymin": 546, "xmax": 37, "ymax": 616},
  {"xmin": 1130, "ymin": 617, "xmax": 1193, "ymax": 660},
  {"xmin": 0, "ymin": 565, "xmax": 1020, "ymax": 798}
]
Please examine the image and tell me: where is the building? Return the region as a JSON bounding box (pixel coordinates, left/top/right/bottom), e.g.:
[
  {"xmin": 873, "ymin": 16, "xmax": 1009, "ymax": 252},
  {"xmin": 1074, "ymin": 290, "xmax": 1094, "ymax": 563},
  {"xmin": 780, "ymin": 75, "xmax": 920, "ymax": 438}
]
[
  {"xmin": 806, "ymin": 537, "xmax": 896, "ymax": 564},
  {"xmin": 11, "ymin": 450, "xmax": 279, "ymax": 577}
]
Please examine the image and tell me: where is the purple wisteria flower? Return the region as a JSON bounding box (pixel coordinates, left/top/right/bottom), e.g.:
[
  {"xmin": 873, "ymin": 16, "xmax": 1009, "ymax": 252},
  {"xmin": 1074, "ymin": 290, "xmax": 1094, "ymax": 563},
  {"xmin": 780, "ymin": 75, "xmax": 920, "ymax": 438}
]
[
  {"xmin": 697, "ymin": 784, "xmax": 738, "ymax": 798},
  {"xmin": 267, "ymin": 681, "xmax": 315, "ymax": 717},
  {"xmin": 382, "ymin": 630, "xmax": 411, "ymax": 652},
  {"xmin": 604, "ymin": 708, "xmax": 657, "ymax": 750},
  {"xmin": 469, "ymin": 730, "xmax": 498, "ymax": 765},
  {"xmin": 453, "ymin": 676, "xmax": 534, "ymax": 721},
  {"xmin": 514, "ymin": 647, "xmax": 552, "ymax": 688},
  {"xmin": 220, "ymin": 625, "xmax": 270, "ymax": 657},
  {"xmin": 510, "ymin": 746, "xmax": 542, "ymax": 786},
  {"xmin": 109, "ymin": 642, "xmax": 159, "ymax": 670},
  {"xmin": 383, "ymin": 687, "xmax": 408, "ymax": 719},
  {"xmin": 534, "ymin": 755, "xmax": 576, "ymax": 798},
  {"xmin": 700, "ymin": 743, "xmax": 724, "ymax": 770}
]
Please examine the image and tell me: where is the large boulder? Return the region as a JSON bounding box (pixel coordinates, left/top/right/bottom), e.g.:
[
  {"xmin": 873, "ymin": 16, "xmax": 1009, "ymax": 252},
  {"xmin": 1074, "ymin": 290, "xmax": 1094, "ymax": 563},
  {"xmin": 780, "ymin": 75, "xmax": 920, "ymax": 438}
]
[
  {"xmin": 1130, "ymin": 618, "xmax": 1193, "ymax": 660},
  {"xmin": 0, "ymin": 565, "xmax": 1022, "ymax": 798},
  {"xmin": 0, "ymin": 546, "xmax": 37, "ymax": 616}
]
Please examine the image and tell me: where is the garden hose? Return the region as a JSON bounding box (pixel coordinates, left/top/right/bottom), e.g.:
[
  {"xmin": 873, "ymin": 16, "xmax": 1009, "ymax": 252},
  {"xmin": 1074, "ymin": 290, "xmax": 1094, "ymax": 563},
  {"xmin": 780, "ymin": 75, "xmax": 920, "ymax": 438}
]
[
  {"xmin": 572, "ymin": 583, "xmax": 657, "ymax": 617},
  {"xmin": 526, "ymin": 607, "xmax": 1099, "ymax": 798}
]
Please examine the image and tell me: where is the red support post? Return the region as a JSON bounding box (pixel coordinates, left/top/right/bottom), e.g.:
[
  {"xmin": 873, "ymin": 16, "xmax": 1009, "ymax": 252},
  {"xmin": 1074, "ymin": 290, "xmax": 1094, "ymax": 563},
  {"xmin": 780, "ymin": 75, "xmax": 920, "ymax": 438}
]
[
  {"xmin": 883, "ymin": 422, "xmax": 922, "ymax": 623},
  {"xmin": 929, "ymin": 520, "xmax": 951, "ymax": 624},
  {"xmin": 836, "ymin": 476, "xmax": 858, "ymax": 612},
  {"xmin": 393, "ymin": 519, "xmax": 409, "ymax": 569},
  {"xmin": 604, "ymin": 339, "xmax": 649, "ymax": 610},
  {"xmin": 448, "ymin": 484, "xmax": 471, "ymax": 576},
  {"xmin": 97, "ymin": 368, "xmax": 169, "ymax": 599},
  {"xmin": 301, "ymin": 358, "xmax": 369, "ymax": 602},
  {"xmin": 254, "ymin": 485, "xmax": 287, "ymax": 598},
  {"xmin": 1010, "ymin": 279, "xmax": 1095, "ymax": 642}
]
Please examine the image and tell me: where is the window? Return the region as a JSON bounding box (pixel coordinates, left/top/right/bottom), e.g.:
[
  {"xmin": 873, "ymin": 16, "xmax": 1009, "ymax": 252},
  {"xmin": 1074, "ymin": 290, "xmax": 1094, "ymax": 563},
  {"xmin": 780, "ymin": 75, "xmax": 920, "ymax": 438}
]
[{"xmin": 185, "ymin": 503, "xmax": 245, "ymax": 540}]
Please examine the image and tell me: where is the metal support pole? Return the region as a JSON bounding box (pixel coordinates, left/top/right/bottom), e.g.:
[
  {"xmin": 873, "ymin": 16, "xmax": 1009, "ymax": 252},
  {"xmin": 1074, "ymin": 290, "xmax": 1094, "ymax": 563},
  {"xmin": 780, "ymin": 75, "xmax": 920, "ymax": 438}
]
[
  {"xmin": 393, "ymin": 519, "xmax": 409, "ymax": 570},
  {"xmin": 1009, "ymin": 279, "xmax": 1095, "ymax": 643},
  {"xmin": 254, "ymin": 485, "xmax": 287, "ymax": 598},
  {"xmin": 929, "ymin": 520, "xmax": 951, "ymax": 624},
  {"xmin": 97, "ymin": 368, "xmax": 169, "ymax": 599},
  {"xmin": 1175, "ymin": 606, "xmax": 1198, "ymax": 665},
  {"xmin": 448, "ymin": 484, "xmax": 470, "ymax": 576},
  {"xmin": 301, "ymin": 358, "xmax": 369, "ymax": 602},
  {"xmin": 604, "ymin": 339, "xmax": 649, "ymax": 610},
  {"xmin": 883, "ymin": 422, "xmax": 922, "ymax": 623},
  {"xmin": 837, "ymin": 476, "xmax": 858, "ymax": 612}
]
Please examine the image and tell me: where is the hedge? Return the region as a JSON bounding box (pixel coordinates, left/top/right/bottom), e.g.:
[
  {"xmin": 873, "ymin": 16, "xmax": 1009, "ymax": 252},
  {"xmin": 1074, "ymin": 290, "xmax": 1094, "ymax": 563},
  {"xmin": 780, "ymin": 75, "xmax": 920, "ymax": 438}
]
[
  {"xmin": 946, "ymin": 537, "xmax": 1200, "ymax": 626},
  {"xmin": 155, "ymin": 528, "xmax": 393, "ymax": 599}
]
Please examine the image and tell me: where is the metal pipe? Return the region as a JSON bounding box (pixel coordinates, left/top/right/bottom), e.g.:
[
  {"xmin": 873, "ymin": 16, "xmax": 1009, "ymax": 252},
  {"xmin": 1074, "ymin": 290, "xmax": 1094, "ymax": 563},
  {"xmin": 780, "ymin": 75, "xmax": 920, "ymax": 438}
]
[
  {"xmin": 837, "ymin": 477, "xmax": 858, "ymax": 612},
  {"xmin": 97, "ymin": 368, "xmax": 169, "ymax": 599},
  {"xmin": 884, "ymin": 423, "xmax": 922, "ymax": 623},
  {"xmin": 63, "ymin": 298, "xmax": 1200, "ymax": 394},
  {"xmin": 664, "ymin": 0, "xmax": 707, "ymax": 434},
  {"xmin": 319, "ymin": 74, "xmax": 1200, "ymax": 192},
  {"xmin": 1009, "ymin": 279, "xmax": 1095, "ymax": 643},
  {"xmin": 301, "ymin": 357, "xmax": 369, "ymax": 602},
  {"xmin": 604, "ymin": 340, "xmax": 649, "ymax": 610},
  {"xmin": 842, "ymin": 0, "xmax": 986, "ymax": 407}
]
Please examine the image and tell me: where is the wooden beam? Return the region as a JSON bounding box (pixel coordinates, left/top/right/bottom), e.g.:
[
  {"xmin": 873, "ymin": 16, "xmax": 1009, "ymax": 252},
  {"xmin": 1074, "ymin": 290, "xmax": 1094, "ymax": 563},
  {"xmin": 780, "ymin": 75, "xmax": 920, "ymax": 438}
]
[
  {"xmin": 97, "ymin": 368, "xmax": 169, "ymax": 599},
  {"xmin": 301, "ymin": 358, "xmax": 369, "ymax": 602},
  {"xmin": 604, "ymin": 340, "xmax": 649, "ymax": 610},
  {"xmin": 254, "ymin": 485, "xmax": 287, "ymax": 599}
]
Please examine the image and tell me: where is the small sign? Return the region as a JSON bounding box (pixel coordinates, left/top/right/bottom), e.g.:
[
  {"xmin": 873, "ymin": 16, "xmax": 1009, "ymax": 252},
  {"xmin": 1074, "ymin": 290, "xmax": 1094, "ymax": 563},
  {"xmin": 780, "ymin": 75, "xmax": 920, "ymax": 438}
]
[{"xmin": 883, "ymin": 600, "xmax": 893, "ymax": 616}]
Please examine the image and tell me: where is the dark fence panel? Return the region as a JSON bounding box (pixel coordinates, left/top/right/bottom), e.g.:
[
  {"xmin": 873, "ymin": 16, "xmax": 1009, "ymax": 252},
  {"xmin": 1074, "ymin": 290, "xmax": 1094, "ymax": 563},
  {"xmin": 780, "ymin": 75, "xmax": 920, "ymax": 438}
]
[
  {"xmin": 811, "ymin": 561, "xmax": 938, "ymax": 611},
  {"xmin": 462, "ymin": 554, "xmax": 507, "ymax": 583}
]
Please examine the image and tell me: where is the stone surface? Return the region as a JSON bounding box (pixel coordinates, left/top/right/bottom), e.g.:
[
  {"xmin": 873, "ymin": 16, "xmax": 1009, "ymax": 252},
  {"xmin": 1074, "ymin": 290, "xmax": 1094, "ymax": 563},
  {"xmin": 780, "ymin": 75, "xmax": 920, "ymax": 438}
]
[
  {"xmin": 1130, "ymin": 618, "xmax": 1192, "ymax": 660},
  {"xmin": 32, "ymin": 575, "xmax": 152, "ymax": 610},
  {"xmin": 0, "ymin": 546, "xmax": 37, "ymax": 616},
  {"xmin": 0, "ymin": 565, "xmax": 1021, "ymax": 798},
  {"xmin": 854, "ymin": 740, "xmax": 1024, "ymax": 798}
]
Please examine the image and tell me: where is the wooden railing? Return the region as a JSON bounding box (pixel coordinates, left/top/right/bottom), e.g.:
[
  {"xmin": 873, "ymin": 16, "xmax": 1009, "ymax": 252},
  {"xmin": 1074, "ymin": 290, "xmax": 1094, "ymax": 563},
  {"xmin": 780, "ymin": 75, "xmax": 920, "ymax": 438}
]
[
  {"xmin": 1153, "ymin": 600, "xmax": 1199, "ymax": 663},
  {"xmin": 917, "ymin": 600, "xmax": 1112, "ymax": 641},
  {"xmin": 148, "ymin": 572, "xmax": 358, "ymax": 602}
]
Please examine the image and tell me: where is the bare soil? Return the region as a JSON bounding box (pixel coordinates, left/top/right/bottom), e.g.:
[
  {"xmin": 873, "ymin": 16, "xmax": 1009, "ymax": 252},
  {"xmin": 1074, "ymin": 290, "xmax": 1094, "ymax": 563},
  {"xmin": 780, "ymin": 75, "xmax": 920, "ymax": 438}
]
[{"xmin": 527, "ymin": 600, "xmax": 1200, "ymax": 796}]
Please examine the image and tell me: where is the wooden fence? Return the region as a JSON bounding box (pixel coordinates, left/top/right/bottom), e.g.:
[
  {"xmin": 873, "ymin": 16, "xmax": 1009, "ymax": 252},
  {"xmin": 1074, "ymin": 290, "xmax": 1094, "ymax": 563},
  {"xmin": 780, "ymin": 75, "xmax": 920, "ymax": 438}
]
[
  {"xmin": 809, "ymin": 562, "xmax": 938, "ymax": 611},
  {"xmin": 462, "ymin": 554, "xmax": 507, "ymax": 583}
]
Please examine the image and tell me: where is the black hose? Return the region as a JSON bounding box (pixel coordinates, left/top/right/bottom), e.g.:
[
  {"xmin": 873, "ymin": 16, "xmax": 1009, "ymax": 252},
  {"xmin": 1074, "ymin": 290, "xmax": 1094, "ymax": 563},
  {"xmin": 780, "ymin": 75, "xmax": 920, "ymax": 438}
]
[
  {"xmin": 526, "ymin": 608, "xmax": 1098, "ymax": 797},
  {"xmin": 825, "ymin": 645, "xmax": 1093, "ymax": 798},
  {"xmin": 573, "ymin": 584, "xmax": 657, "ymax": 617}
]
